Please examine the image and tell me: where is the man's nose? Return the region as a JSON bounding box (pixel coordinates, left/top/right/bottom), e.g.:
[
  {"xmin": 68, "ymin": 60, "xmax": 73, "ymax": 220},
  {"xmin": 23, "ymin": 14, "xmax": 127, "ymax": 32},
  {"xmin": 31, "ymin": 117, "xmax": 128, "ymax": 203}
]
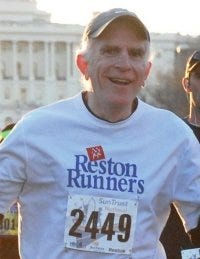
[{"xmin": 115, "ymin": 52, "xmax": 132, "ymax": 70}]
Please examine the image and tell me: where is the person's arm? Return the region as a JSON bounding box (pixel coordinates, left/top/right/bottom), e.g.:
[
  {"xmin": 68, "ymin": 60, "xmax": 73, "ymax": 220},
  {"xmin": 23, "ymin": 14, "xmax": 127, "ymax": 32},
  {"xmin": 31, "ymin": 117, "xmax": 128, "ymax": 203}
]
[{"xmin": 188, "ymin": 216, "xmax": 200, "ymax": 247}]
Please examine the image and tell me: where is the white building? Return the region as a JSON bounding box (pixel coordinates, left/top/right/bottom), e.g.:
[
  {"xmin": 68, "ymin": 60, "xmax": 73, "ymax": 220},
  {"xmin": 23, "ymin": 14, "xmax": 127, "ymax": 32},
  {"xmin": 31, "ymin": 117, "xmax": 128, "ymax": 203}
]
[
  {"xmin": 141, "ymin": 33, "xmax": 192, "ymax": 105},
  {"xmin": 0, "ymin": 0, "xmax": 83, "ymax": 127},
  {"xmin": 0, "ymin": 0, "xmax": 193, "ymax": 128}
]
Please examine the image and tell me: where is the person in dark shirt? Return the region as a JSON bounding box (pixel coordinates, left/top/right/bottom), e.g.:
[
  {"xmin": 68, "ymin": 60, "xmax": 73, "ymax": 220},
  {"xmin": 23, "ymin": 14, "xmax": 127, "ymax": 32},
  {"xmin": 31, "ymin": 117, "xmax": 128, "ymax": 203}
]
[
  {"xmin": 0, "ymin": 123, "xmax": 19, "ymax": 259},
  {"xmin": 182, "ymin": 50, "xmax": 200, "ymax": 141},
  {"xmin": 160, "ymin": 51, "xmax": 200, "ymax": 259}
]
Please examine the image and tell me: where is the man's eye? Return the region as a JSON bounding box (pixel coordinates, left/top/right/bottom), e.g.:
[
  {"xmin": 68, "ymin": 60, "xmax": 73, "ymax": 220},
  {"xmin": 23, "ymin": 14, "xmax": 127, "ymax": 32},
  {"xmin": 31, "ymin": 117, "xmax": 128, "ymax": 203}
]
[
  {"xmin": 102, "ymin": 48, "xmax": 118, "ymax": 56},
  {"xmin": 130, "ymin": 50, "xmax": 144, "ymax": 58}
]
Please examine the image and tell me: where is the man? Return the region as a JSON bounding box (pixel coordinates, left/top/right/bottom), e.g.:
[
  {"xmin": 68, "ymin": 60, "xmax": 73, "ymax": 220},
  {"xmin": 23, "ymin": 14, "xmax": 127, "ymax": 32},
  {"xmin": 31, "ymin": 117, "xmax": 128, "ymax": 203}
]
[
  {"xmin": 160, "ymin": 51, "xmax": 200, "ymax": 259},
  {"xmin": 182, "ymin": 50, "xmax": 200, "ymax": 140},
  {"xmin": 0, "ymin": 8, "xmax": 200, "ymax": 259}
]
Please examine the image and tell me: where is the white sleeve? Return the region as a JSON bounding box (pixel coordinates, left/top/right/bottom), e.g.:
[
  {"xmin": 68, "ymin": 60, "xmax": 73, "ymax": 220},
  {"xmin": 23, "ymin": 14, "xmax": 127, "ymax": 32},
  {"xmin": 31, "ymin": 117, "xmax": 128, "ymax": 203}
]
[{"xmin": 174, "ymin": 135, "xmax": 200, "ymax": 232}]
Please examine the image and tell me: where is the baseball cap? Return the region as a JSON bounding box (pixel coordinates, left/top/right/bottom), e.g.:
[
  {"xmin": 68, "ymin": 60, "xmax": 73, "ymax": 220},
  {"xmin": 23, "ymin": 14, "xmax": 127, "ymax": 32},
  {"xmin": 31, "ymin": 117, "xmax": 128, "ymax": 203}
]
[
  {"xmin": 185, "ymin": 50, "xmax": 200, "ymax": 78},
  {"xmin": 83, "ymin": 8, "xmax": 150, "ymax": 42}
]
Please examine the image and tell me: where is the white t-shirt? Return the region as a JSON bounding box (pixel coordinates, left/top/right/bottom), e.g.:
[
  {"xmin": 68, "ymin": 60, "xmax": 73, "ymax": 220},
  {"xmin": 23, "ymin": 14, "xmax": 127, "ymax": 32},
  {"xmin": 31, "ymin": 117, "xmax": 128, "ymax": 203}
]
[{"xmin": 0, "ymin": 92, "xmax": 200, "ymax": 259}]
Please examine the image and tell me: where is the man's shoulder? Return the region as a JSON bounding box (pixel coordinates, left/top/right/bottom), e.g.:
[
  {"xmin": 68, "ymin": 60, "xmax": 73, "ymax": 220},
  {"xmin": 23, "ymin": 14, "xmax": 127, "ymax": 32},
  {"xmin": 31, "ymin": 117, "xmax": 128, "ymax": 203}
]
[
  {"xmin": 182, "ymin": 117, "xmax": 200, "ymax": 142},
  {"xmin": 25, "ymin": 93, "xmax": 81, "ymax": 119}
]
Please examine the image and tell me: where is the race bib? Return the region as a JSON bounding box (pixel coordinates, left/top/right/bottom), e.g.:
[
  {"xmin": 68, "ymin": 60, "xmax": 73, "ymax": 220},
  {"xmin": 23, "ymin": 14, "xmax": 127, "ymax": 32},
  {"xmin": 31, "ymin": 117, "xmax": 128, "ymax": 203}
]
[
  {"xmin": 65, "ymin": 194, "xmax": 138, "ymax": 254},
  {"xmin": 181, "ymin": 248, "xmax": 200, "ymax": 259},
  {"xmin": 0, "ymin": 203, "xmax": 18, "ymax": 235}
]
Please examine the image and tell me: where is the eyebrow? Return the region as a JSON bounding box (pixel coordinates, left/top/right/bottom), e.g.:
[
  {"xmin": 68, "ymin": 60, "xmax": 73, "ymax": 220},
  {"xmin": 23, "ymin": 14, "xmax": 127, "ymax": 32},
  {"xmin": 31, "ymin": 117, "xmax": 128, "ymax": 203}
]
[{"xmin": 100, "ymin": 44, "xmax": 146, "ymax": 53}]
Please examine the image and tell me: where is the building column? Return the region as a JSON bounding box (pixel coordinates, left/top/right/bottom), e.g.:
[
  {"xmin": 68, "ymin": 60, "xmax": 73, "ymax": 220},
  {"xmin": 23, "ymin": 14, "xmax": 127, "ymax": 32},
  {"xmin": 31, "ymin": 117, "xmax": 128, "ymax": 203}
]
[
  {"xmin": 0, "ymin": 41, "xmax": 3, "ymax": 103},
  {"xmin": 0, "ymin": 41, "xmax": 2, "ymax": 81},
  {"xmin": 50, "ymin": 42, "xmax": 55, "ymax": 80},
  {"xmin": 44, "ymin": 41, "xmax": 56, "ymax": 103},
  {"xmin": 28, "ymin": 41, "xmax": 34, "ymax": 81},
  {"xmin": 12, "ymin": 41, "xmax": 18, "ymax": 101},
  {"xmin": 44, "ymin": 41, "xmax": 49, "ymax": 80},
  {"xmin": 28, "ymin": 41, "xmax": 34, "ymax": 104},
  {"xmin": 12, "ymin": 41, "xmax": 18, "ymax": 81},
  {"xmin": 66, "ymin": 42, "xmax": 71, "ymax": 80},
  {"xmin": 49, "ymin": 42, "xmax": 56, "ymax": 101},
  {"xmin": 65, "ymin": 42, "xmax": 80, "ymax": 96}
]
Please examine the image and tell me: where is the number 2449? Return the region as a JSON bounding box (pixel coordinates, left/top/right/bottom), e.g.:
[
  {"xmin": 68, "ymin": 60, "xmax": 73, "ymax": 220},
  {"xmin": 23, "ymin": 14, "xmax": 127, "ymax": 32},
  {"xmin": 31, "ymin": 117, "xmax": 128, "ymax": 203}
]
[{"xmin": 69, "ymin": 209, "xmax": 131, "ymax": 242}]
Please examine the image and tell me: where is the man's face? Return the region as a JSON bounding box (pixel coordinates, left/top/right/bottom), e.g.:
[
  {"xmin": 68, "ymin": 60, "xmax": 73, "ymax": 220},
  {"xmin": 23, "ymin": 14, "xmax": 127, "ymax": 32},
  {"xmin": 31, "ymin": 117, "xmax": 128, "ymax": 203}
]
[{"xmin": 83, "ymin": 18, "xmax": 151, "ymax": 110}]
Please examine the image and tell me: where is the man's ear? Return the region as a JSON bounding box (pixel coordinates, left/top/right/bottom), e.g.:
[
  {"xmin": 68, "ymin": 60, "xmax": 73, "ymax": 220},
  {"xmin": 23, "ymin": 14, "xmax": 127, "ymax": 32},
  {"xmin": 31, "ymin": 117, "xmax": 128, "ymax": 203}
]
[
  {"xmin": 145, "ymin": 61, "xmax": 152, "ymax": 79},
  {"xmin": 182, "ymin": 77, "xmax": 191, "ymax": 93},
  {"xmin": 141, "ymin": 61, "xmax": 151, "ymax": 87},
  {"xmin": 76, "ymin": 54, "xmax": 89, "ymax": 79}
]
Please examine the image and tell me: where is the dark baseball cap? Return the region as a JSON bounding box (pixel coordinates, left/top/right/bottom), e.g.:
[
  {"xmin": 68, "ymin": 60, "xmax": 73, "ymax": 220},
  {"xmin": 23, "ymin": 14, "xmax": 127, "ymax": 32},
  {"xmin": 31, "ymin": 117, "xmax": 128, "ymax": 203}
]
[
  {"xmin": 83, "ymin": 8, "xmax": 150, "ymax": 42},
  {"xmin": 185, "ymin": 50, "xmax": 200, "ymax": 78}
]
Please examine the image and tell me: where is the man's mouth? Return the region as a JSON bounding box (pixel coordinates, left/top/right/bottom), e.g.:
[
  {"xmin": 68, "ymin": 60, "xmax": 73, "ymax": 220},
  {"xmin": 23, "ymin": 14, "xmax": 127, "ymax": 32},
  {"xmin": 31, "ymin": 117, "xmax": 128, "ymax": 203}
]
[{"xmin": 109, "ymin": 78, "xmax": 131, "ymax": 85}]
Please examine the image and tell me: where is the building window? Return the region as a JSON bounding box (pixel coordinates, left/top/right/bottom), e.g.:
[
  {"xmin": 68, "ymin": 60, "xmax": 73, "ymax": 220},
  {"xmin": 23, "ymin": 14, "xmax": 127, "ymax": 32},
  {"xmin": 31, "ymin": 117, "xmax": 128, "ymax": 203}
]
[
  {"xmin": 17, "ymin": 42, "xmax": 28, "ymax": 80},
  {"xmin": 55, "ymin": 42, "xmax": 66, "ymax": 80},
  {"xmin": 4, "ymin": 117, "xmax": 13, "ymax": 126},
  {"xmin": 20, "ymin": 88, "xmax": 27, "ymax": 103},
  {"xmin": 4, "ymin": 85, "xmax": 11, "ymax": 100},
  {"xmin": 33, "ymin": 42, "xmax": 45, "ymax": 80}
]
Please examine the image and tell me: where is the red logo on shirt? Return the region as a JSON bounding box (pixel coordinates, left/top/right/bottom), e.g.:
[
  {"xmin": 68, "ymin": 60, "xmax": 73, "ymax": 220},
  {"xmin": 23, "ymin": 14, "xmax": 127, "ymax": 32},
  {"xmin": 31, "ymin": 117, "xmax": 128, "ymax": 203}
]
[{"xmin": 86, "ymin": 146, "xmax": 105, "ymax": 161}]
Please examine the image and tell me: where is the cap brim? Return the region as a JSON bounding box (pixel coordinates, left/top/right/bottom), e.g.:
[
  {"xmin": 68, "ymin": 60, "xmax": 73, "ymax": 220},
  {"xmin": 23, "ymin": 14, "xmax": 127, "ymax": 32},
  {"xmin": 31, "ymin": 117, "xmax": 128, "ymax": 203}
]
[
  {"xmin": 90, "ymin": 15, "xmax": 150, "ymax": 41},
  {"xmin": 90, "ymin": 17, "xmax": 118, "ymax": 38}
]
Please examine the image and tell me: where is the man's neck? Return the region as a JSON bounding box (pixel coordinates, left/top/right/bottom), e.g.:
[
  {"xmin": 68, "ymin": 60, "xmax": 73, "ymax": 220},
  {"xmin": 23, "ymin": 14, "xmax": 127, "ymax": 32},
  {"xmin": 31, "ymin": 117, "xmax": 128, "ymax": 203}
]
[{"xmin": 188, "ymin": 108, "xmax": 200, "ymax": 127}]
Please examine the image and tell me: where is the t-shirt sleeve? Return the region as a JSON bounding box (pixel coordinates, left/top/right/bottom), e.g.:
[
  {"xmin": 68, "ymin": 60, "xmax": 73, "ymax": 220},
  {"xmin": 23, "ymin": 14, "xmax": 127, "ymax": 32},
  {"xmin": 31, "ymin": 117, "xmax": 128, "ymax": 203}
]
[{"xmin": 174, "ymin": 135, "xmax": 200, "ymax": 232}]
